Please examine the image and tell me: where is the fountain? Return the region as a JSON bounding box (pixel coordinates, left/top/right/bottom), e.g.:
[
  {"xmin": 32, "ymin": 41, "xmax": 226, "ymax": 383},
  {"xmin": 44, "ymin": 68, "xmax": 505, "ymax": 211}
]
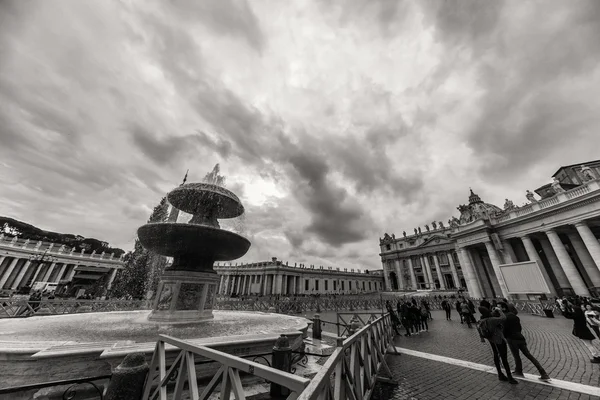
[
  {"xmin": 0, "ymin": 174, "xmax": 309, "ymax": 391},
  {"xmin": 138, "ymin": 182, "xmax": 250, "ymax": 322}
]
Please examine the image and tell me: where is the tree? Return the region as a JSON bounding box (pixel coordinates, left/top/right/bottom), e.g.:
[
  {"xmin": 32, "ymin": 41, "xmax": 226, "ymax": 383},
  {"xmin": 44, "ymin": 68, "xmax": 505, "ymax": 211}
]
[{"xmin": 110, "ymin": 197, "xmax": 169, "ymax": 299}]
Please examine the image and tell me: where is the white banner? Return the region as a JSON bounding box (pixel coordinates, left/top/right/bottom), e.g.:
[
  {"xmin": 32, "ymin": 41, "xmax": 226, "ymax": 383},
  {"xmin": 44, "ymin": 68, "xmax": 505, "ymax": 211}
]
[{"xmin": 498, "ymin": 261, "xmax": 551, "ymax": 294}]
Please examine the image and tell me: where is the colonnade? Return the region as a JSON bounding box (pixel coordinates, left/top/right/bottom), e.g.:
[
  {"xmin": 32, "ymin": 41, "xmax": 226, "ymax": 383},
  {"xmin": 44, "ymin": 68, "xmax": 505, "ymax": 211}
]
[
  {"xmin": 385, "ymin": 250, "xmax": 463, "ymax": 291},
  {"xmin": 0, "ymin": 255, "xmax": 120, "ymax": 292},
  {"xmin": 218, "ymin": 272, "xmax": 383, "ymax": 296},
  {"xmin": 457, "ymin": 220, "xmax": 600, "ymax": 298}
]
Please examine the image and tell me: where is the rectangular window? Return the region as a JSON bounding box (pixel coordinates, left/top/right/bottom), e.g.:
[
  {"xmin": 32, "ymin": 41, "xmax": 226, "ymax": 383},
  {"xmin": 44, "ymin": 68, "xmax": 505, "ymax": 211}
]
[
  {"xmin": 362, "ymin": 281, "xmax": 365, "ymax": 290},
  {"xmin": 342, "ymin": 281, "xmax": 345, "ymax": 290},
  {"xmin": 325, "ymin": 280, "xmax": 328, "ymax": 291},
  {"xmin": 349, "ymin": 281, "xmax": 352, "ymax": 290},
  {"xmin": 305, "ymin": 280, "xmax": 309, "ymax": 290},
  {"xmin": 369, "ymin": 282, "xmax": 372, "ymax": 291},
  {"xmin": 334, "ymin": 281, "xmax": 337, "ymax": 290},
  {"xmin": 315, "ymin": 280, "xmax": 319, "ymax": 291}
]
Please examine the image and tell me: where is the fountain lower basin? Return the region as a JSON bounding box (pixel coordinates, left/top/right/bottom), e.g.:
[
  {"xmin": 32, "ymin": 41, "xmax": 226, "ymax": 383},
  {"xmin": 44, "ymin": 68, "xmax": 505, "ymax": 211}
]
[{"xmin": 0, "ymin": 310, "xmax": 309, "ymax": 389}]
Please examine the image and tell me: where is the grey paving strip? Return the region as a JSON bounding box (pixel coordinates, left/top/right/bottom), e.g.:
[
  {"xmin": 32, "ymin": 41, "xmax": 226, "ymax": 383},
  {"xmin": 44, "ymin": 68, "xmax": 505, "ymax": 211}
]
[{"xmin": 394, "ymin": 346, "xmax": 600, "ymax": 397}]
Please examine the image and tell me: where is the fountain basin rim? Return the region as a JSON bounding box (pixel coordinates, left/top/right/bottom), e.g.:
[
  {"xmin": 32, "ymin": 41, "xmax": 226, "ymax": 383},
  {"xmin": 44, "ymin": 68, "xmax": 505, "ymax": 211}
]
[{"xmin": 167, "ymin": 183, "xmax": 244, "ymax": 219}]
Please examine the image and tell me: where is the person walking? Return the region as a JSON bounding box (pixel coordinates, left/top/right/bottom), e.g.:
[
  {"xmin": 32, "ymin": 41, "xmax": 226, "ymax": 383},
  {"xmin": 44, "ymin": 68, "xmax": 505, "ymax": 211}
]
[
  {"xmin": 419, "ymin": 301, "xmax": 429, "ymax": 332},
  {"xmin": 400, "ymin": 301, "xmax": 412, "ymax": 337},
  {"xmin": 561, "ymin": 301, "xmax": 600, "ymax": 363},
  {"xmin": 410, "ymin": 301, "xmax": 422, "ymax": 334},
  {"xmin": 385, "ymin": 301, "xmax": 401, "ymax": 335},
  {"xmin": 456, "ymin": 299, "xmax": 464, "ymax": 324},
  {"xmin": 478, "ymin": 306, "xmax": 518, "ymax": 384},
  {"xmin": 499, "ymin": 302, "xmax": 550, "ymax": 381},
  {"xmin": 442, "ymin": 298, "xmax": 452, "ymax": 320},
  {"xmin": 461, "ymin": 301, "xmax": 473, "ymax": 328}
]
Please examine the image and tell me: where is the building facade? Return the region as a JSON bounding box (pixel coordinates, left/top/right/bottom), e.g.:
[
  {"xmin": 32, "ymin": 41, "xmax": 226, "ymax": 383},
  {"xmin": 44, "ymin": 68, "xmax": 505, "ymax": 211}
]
[
  {"xmin": 380, "ymin": 162, "xmax": 600, "ymax": 299},
  {"xmin": 0, "ymin": 234, "xmax": 124, "ymax": 295},
  {"xmin": 214, "ymin": 257, "xmax": 383, "ymax": 296},
  {"xmin": 379, "ymin": 225, "xmax": 465, "ymax": 292}
]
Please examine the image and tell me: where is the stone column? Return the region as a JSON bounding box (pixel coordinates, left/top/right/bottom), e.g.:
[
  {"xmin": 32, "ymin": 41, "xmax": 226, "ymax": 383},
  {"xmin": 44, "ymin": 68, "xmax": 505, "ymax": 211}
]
[
  {"xmin": 447, "ymin": 252, "xmax": 460, "ymax": 289},
  {"xmin": 394, "ymin": 259, "xmax": 404, "ymax": 290},
  {"xmin": 11, "ymin": 261, "xmax": 31, "ymax": 289},
  {"xmin": 382, "ymin": 261, "xmax": 391, "ymax": 290},
  {"xmin": 218, "ymin": 275, "xmax": 225, "ymax": 293},
  {"xmin": 484, "ymin": 240, "xmax": 510, "ymax": 298},
  {"xmin": 30, "ymin": 263, "xmax": 44, "ymax": 285},
  {"xmin": 545, "ymin": 230, "xmax": 589, "ymax": 296},
  {"xmin": 520, "ymin": 235, "xmax": 556, "ymax": 295},
  {"xmin": 432, "ymin": 254, "xmax": 446, "ymax": 290},
  {"xmin": 538, "ymin": 237, "xmax": 572, "ymax": 293},
  {"xmin": 407, "ymin": 258, "xmax": 417, "ymax": 289},
  {"xmin": 106, "ymin": 267, "xmax": 119, "ymax": 290},
  {"xmin": 42, "ymin": 262, "xmax": 57, "ymax": 282},
  {"xmin": 574, "ymin": 221, "xmax": 600, "ymax": 273},
  {"xmin": 567, "ymin": 230, "xmax": 600, "ymax": 288},
  {"xmin": 457, "ymin": 248, "xmax": 483, "ymax": 298},
  {"xmin": 501, "ymin": 240, "xmax": 517, "ymax": 264},
  {"xmin": 0, "ymin": 256, "xmax": 6, "ymax": 270},
  {"xmin": 0, "ymin": 258, "xmax": 20, "ymax": 289},
  {"xmin": 54, "ymin": 263, "xmax": 68, "ymax": 283},
  {"xmin": 421, "ymin": 256, "xmax": 433, "ymax": 288},
  {"xmin": 66, "ymin": 265, "xmax": 77, "ymax": 282}
]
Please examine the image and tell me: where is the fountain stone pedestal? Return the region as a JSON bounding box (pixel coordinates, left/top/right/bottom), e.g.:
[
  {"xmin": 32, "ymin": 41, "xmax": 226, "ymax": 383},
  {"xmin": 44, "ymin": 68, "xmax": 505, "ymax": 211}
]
[
  {"xmin": 138, "ymin": 182, "xmax": 251, "ymax": 323},
  {"xmin": 149, "ymin": 270, "xmax": 220, "ymax": 323}
]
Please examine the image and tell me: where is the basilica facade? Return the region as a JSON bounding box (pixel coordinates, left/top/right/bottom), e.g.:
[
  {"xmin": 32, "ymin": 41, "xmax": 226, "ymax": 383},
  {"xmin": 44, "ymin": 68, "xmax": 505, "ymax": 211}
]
[{"xmin": 380, "ymin": 161, "xmax": 600, "ymax": 299}]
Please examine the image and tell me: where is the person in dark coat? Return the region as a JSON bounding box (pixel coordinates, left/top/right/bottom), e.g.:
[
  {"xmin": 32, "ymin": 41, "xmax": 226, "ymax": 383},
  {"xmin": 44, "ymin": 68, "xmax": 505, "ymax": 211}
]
[
  {"xmin": 441, "ymin": 299, "xmax": 452, "ymax": 320},
  {"xmin": 499, "ymin": 302, "xmax": 550, "ymax": 381},
  {"xmin": 479, "ymin": 306, "xmax": 518, "ymax": 384},
  {"xmin": 562, "ymin": 302, "xmax": 600, "ymax": 363}
]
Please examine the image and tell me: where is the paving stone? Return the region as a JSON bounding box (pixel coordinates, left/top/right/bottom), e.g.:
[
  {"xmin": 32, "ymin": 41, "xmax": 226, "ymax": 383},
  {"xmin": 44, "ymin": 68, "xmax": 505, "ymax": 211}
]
[
  {"xmin": 392, "ymin": 310, "xmax": 600, "ymax": 386},
  {"xmin": 373, "ymin": 354, "xmax": 592, "ymax": 400}
]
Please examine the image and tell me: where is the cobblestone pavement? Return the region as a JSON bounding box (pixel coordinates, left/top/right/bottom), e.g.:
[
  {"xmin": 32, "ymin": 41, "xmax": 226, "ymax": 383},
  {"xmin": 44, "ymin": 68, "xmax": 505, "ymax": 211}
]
[
  {"xmin": 392, "ymin": 310, "xmax": 600, "ymax": 386},
  {"xmin": 373, "ymin": 354, "xmax": 594, "ymax": 400}
]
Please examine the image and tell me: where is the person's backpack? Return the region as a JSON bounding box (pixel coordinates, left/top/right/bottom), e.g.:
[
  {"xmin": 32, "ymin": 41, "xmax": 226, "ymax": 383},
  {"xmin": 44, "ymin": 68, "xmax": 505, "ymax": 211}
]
[{"xmin": 477, "ymin": 318, "xmax": 494, "ymax": 339}]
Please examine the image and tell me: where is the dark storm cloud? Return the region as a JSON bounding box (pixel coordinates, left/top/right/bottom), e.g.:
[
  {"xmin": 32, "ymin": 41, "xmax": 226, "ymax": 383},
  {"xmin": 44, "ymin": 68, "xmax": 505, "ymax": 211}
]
[
  {"xmin": 419, "ymin": 0, "xmax": 600, "ymax": 180},
  {"xmin": 130, "ymin": 124, "xmax": 204, "ymax": 166}
]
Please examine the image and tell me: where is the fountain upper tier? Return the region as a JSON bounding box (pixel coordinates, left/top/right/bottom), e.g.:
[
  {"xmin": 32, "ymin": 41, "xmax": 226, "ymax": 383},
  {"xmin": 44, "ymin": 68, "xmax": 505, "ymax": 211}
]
[{"xmin": 168, "ymin": 183, "xmax": 244, "ymax": 220}]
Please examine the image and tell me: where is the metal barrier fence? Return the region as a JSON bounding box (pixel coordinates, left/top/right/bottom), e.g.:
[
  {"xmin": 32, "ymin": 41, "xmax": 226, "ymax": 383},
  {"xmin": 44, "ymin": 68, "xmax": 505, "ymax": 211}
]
[
  {"xmin": 141, "ymin": 312, "xmax": 396, "ymax": 400},
  {"xmin": 0, "ymin": 294, "xmax": 562, "ymax": 318},
  {"xmin": 141, "ymin": 334, "xmax": 311, "ymax": 400}
]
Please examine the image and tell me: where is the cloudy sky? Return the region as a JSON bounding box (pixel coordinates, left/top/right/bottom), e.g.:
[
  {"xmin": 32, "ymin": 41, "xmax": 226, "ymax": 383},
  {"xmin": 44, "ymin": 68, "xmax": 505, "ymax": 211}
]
[{"xmin": 1, "ymin": 0, "xmax": 600, "ymax": 270}]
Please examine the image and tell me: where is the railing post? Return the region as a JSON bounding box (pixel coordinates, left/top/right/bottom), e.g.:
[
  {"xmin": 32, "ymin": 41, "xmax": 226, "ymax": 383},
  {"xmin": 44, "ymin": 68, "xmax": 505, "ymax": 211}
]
[
  {"xmin": 312, "ymin": 313, "xmax": 322, "ymax": 340},
  {"xmin": 347, "ymin": 316, "xmax": 361, "ymax": 336},
  {"xmin": 105, "ymin": 353, "xmax": 149, "ymax": 400},
  {"xmin": 270, "ymin": 335, "xmax": 292, "ymax": 398}
]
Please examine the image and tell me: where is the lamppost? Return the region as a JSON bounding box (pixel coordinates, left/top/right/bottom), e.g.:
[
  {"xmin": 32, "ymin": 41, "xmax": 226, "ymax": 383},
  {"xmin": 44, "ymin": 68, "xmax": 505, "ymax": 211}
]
[{"xmin": 25, "ymin": 250, "xmax": 58, "ymax": 292}]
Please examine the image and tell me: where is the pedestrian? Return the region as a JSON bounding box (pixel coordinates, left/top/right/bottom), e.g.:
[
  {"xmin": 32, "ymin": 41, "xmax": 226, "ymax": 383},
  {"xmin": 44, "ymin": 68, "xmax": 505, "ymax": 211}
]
[
  {"xmin": 441, "ymin": 298, "xmax": 452, "ymax": 320},
  {"xmin": 561, "ymin": 301, "xmax": 600, "ymax": 363},
  {"xmin": 419, "ymin": 301, "xmax": 429, "ymax": 332},
  {"xmin": 461, "ymin": 301, "xmax": 473, "ymax": 328},
  {"xmin": 400, "ymin": 301, "xmax": 412, "ymax": 337},
  {"xmin": 584, "ymin": 304, "xmax": 600, "ymax": 341},
  {"xmin": 467, "ymin": 298, "xmax": 477, "ymax": 324},
  {"xmin": 478, "ymin": 306, "xmax": 518, "ymax": 384},
  {"xmin": 501, "ymin": 298, "xmax": 519, "ymax": 315},
  {"xmin": 410, "ymin": 302, "xmax": 422, "ymax": 334},
  {"xmin": 386, "ymin": 301, "xmax": 401, "ymax": 335},
  {"xmin": 456, "ymin": 299, "xmax": 464, "ymax": 324},
  {"xmin": 480, "ymin": 298, "xmax": 491, "ymax": 310},
  {"xmin": 499, "ymin": 302, "xmax": 550, "ymax": 381},
  {"xmin": 424, "ymin": 300, "xmax": 432, "ymax": 320}
]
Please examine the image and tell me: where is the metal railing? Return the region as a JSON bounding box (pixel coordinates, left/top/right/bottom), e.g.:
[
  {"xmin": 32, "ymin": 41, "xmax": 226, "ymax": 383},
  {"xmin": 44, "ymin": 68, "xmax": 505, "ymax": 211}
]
[
  {"xmin": 141, "ymin": 312, "xmax": 396, "ymax": 400},
  {"xmin": 0, "ymin": 298, "xmax": 148, "ymax": 318},
  {"xmin": 141, "ymin": 335, "xmax": 310, "ymax": 400},
  {"xmin": 298, "ymin": 313, "xmax": 396, "ymax": 400}
]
